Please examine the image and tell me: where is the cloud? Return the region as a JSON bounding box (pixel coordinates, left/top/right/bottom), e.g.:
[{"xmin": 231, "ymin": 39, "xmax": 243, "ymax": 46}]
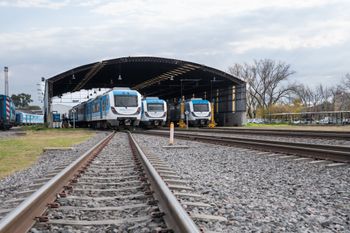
[
  {"xmin": 0, "ymin": 0, "xmax": 71, "ymax": 9},
  {"xmin": 0, "ymin": 0, "xmax": 349, "ymax": 102},
  {"xmin": 229, "ymin": 19, "xmax": 350, "ymax": 53},
  {"xmin": 91, "ymin": 0, "xmax": 339, "ymax": 22}
]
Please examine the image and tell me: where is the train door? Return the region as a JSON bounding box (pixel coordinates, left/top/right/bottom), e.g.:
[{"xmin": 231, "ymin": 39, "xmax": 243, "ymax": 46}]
[
  {"xmin": 100, "ymin": 97, "xmax": 103, "ymax": 119},
  {"xmin": 101, "ymin": 96, "xmax": 106, "ymax": 119},
  {"xmin": 87, "ymin": 101, "xmax": 93, "ymax": 122}
]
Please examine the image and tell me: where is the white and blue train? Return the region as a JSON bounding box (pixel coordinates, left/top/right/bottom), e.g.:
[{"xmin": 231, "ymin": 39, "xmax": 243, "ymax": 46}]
[
  {"xmin": 169, "ymin": 98, "xmax": 211, "ymax": 127},
  {"xmin": 69, "ymin": 88, "xmax": 142, "ymax": 129},
  {"xmin": 140, "ymin": 97, "xmax": 167, "ymax": 127},
  {"xmin": 0, "ymin": 95, "xmax": 16, "ymax": 130},
  {"xmin": 15, "ymin": 112, "xmax": 44, "ymax": 125}
]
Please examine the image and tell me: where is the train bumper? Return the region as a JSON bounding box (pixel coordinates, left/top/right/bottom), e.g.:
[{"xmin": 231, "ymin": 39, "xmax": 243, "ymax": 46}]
[
  {"xmin": 190, "ymin": 119, "xmax": 209, "ymax": 126},
  {"xmin": 141, "ymin": 120, "xmax": 164, "ymax": 126},
  {"xmin": 117, "ymin": 118, "xmax": 139, "ymax": 126}
]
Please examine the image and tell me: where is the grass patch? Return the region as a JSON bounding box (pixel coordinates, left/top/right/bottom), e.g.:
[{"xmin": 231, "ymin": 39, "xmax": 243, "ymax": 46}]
[
  {"xmin": 0, "ymin": 129, "xmax": 94, "ymax": 179},
  {"xmin": 246, "ymin": 123, "xmax": 290, "ymax": 127},
  {"xmin": 243, "ymin": 123, "xmax": 350, "ymax": 131}
]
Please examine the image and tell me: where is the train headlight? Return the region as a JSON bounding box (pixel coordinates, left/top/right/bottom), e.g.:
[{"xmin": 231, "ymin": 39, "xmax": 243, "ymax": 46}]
[
  {"xmin": 135, "ymin": 107, "xmax": 141, "ymax": 115},
  {"xmin": 111, "ymin": 106, "xmax": 118, "ymax": 114}
]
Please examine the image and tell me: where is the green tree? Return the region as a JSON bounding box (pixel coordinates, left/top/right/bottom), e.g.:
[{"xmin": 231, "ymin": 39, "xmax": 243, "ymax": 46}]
[
  {"xmin": 11, "ymin": 93, "xmax": 33, "ymax": 108},
  {"xmin": 26, "ymin": 105, "xmax": 41, "ymax": 111}
]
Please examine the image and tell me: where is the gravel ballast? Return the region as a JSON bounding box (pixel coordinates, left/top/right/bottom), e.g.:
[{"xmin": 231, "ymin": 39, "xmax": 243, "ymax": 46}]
[
  {"xmin": 30, "ymin": 133, "xmax": 166, "ymax": 233},
  {"xmin": 135, "ymin": 134, "xmax": 350, "ymax": 232},
  {"xmin": 154, "ymin": 130, "xmax": 350, "ymax": 146}
]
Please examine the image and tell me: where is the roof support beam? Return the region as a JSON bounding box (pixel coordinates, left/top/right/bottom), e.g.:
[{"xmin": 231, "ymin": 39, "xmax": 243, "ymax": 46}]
[
  {"xmin": 72, "ymin": 61, "xmax": 106, "ymax": 92},
  {"xmin": 132, "ymin": 64, "xmax": 199, "ymax": 90}
]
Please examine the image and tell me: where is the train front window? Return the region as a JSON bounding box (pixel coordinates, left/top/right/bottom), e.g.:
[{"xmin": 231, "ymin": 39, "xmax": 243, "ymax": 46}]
[
  {"xmin": 115, "ymin": 95, "xmax": 138, "ymax": 107},
  {"xmin": 193, "ymin": 104, "xmax": 209, "ymax": 112},
  {"xmin": 147, "ymin": 103, "xmax": 164, "ymax": 112}
]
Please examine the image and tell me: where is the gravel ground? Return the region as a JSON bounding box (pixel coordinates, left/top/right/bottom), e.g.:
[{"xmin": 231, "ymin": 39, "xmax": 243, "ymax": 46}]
[
  {"xmin": 153, "ymin": 130, "xmax": 350, "ymax": 146},
  {"xmin": 135, "ymin": 134, "xmax": 350, "ymax": 233},
  {"xmin": 0, "ymin": 131, "xmax": 110, "ymax": 211}
]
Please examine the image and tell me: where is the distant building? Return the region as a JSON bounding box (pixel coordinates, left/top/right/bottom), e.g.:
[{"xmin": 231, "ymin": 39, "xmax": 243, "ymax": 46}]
[{"xmin": 50, "ymin": 88, "xmax": 109, "ymax": 117}]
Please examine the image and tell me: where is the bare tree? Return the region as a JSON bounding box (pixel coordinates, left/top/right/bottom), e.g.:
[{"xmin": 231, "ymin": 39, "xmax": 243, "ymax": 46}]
[
  {"xmin": 229, "ymin": 63, "xmax": 258, "ymax": 118},
  {"xmin": 229, "ymin": 59, "xmax": 295, "ymax": 117},
  {"xmin": 344, "ymin": 73, "xmax": 350, "ymax": 90},
  {"xmin": 316, "ymin": 84, "xmax": 331, "ymax": 111},
  {"xmin": 293, "ymin": 83, "xmax": 346, "ymax": 111},
  {"xmin": 291, "ymin": 84, "xmax": 312, "ymax": 108},
  {"xmin": 336, "ymin": 74, "xmax": 350, "ymax": 110},
  {"xmin": 329, "ymin": 85, "xmax": 346, "ymax": 111},
  {"xmin": 293, "ymin": 84, "xmax": 328, "ymax": 111}
]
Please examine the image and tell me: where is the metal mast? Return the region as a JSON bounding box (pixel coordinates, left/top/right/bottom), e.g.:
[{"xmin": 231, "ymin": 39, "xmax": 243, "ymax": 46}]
[{"xmin": 4, "ymin": 66, "xmax": 8, "ymax": 96}]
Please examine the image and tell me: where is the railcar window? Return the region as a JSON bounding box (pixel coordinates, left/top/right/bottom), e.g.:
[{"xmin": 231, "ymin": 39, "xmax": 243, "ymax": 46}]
[
  {"xmin": 114, "ymin": 95, "xmax": 138, "ymax": 107},
  {"xmin": 102, "ymin": 99, "xmax": 106, "ymax": 111},
  {"xmin": 193, "ymin": 104, "xmax": 209, "ymax": 112},
  {"xmin": 147, "ymin": 103, "xmax": 164, "ymax": 111},
  {"xmin": 93, "ymin": 102, "xmax": 100, "ymax": 112}
]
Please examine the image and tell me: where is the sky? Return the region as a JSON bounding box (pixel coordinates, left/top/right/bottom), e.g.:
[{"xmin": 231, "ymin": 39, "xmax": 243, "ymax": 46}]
[{"xmin": 0, "ymin": 0, "xmax": 349, "ymax": 105}]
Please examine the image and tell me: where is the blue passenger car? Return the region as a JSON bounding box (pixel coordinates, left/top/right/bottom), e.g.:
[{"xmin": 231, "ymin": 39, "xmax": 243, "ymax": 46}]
[
  {"xmin": 68, "ymin": 87, "xmax": 142, "ymax": 129},
  {"xmin": 15, "ymin": 112, "xmax": 44, "ymax": 125}
]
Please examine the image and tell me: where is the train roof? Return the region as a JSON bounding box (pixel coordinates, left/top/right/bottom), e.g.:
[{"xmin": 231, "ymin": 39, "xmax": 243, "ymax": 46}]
[
  {"xmin": 143, "ymin": 98, "xmax": 165, "ymax": 104},
  {"xmin": 187, "ymin": 99, "xmax": 210, "ymax": 104}
]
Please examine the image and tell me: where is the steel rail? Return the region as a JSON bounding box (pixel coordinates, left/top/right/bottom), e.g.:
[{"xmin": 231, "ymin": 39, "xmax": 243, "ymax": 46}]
[
  {"xmin": 128, "ymin": 132, "xmax": 200, "ymax": 233},
  {"xmin": 0, "ymin": 132, "xmax": 115, "ymax": 233},
  {"xmin": 136, "ymin": 131, "xmax": 350, "ymax": 163},
  {"xmin": 158, "ymin": 127, "xmax": 350, "ymax": 140}
]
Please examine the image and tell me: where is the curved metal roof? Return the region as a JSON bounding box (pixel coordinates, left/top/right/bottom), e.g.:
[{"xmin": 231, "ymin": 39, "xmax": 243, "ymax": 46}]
[{"xmin": 47, "ymin": 56, "xmax": 245, "ymax": 99}]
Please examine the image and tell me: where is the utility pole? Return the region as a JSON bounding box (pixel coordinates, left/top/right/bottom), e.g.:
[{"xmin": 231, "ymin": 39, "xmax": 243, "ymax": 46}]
[
  {"xmin": 4, "ymin": 66, "xmax": 9, "ymax": 96},
  {"xmin": 37, "ymin": 77, "xmax": 45, "ymax": 104}
]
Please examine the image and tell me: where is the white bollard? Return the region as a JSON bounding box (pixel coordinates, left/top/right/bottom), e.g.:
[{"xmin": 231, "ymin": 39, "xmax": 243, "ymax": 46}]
[{"xmin": 169, "ymin": 122, "xmax": 174, "ymax": 145}]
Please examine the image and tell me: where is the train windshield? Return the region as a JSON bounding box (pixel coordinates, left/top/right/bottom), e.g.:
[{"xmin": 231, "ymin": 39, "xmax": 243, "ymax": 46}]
[
  {"xmin": 114, "ymin": 95, "xmax": 138, "ymax": 107},
  {"xmin": 147, "ymin": 103, "xmax": 164, "ymax": 112},
  {"xmin": 193, "ymin": 103, "xmax": 209, "ymax": 112}
]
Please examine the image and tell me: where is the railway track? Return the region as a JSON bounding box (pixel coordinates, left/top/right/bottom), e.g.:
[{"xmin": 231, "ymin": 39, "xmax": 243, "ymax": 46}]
[
  {"xmin": 158, "ymin": 127, "xmax": 350, "ymax": 140},
  {"xmin": 0, "ymin": 132, "xmax": 226, "ymax": 233},
  {"xmin": 137, "ymin": 130, "xmax": 350, "ymax": 163}
]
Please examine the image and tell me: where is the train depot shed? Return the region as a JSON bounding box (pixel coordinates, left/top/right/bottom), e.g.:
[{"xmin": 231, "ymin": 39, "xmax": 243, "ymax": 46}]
[{"xmin": 44, "ymin": 56, "xmax": 246, "ymax": 126}]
